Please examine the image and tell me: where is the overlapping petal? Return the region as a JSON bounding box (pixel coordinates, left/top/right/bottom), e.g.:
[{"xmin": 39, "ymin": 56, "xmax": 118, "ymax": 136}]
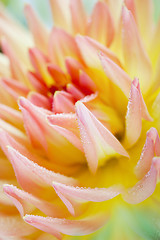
[{"xmin": 0, "ymin": 0, "xmax": 159, "ymax": 239}]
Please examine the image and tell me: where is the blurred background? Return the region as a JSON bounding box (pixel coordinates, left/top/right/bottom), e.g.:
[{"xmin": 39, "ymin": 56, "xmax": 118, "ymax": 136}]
[{"xmin": 1, "ymin": 0, "xmax": 160, "ymax": 28}]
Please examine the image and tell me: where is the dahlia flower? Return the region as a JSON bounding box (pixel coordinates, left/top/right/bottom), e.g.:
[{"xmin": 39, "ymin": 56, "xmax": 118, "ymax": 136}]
[{"xmin": 0, "ymin": 0, "xmax": 160, "ymax": 239}]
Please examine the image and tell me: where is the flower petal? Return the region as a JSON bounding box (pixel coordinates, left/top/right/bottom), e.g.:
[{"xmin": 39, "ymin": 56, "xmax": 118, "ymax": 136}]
[
  {"xmin": 103, "ymin": 0, "xmax": 123, "ymax": 29},
  {"xmin": 76, "ymin": 101, "xmax": 129, "ymax": 173},
  {"xmin": 0, "ymin": 11, "xmax": 32, "ymax": 66},
  {"xmin": 134, "ymin": 0, "xmax": 154, "ymax": 44},
  {"xmin": 124, "ymin": 0, "xmax": 136, "ymax": 19},
  {"xmin": 0, "ymin": 215, "xmax": 35, "ymax": 237},
  {"xmin": 50, "ymin": 0, "xmax": 71, "ymax": 33},
  {"xmin": 47, "ymin": 113, "xmax": 77, "ymax": 130},
  {"xmin": 19, "ymin": 97, "xmax": 48, "ymax": 151},
  {"xmin": 66, "ymin": 84, "xmax": 85, "ymax": 100},
  {"xmin": 19, "ymin": 97, "xmax": 84, "ymax": 165},
  {"xmin": 24, "ymin": 214, "xmax": 108, "ymax": 237},
  {"xmin": 87, "ymin": 2, "xmax": 114, "ymax": 47},
  {"xmin": 5, "ymin": 146, "xmax": 77, "ymax": 196},
  {"xmin": 1, "ymin": 39, "xmax": 30, "ymax": 86},
  {"xmin": 0, "ymin": 156, "xmax": 15, "ymax": 179},
  {"xmin": 76, "ymin": 35, "xmax": 121, "ymax": 69},
  {"xmin": 28, "ymin": 92, "xmax": 52, "ymax": 110},
  {"xmin": 1, "ymin": 78, "xmax": 29, "ymax": 100},
  {"xmin": 100, "ymin": 53, "xmax": 132, "ymax": 97},
  {"xmin": 0, "ymin": 120, "xmax": 27, "ymax": 145},
  {"xmin": 135, "ymin": 128, "xmax": 160, "ymax": 179},
  {"xmin": 135, "ymin": 133, "xmax": 154, "ymax": 179},
  {"xmin": 125, "ymin": 79, "xmax": 152, "ymax": 147},
  {"xmin": 29, "ymin": 48, "xmax": 54, "ymax": 87},
  {"xmin": 0, "ymin": 128, "xmax": 30, "ymax": 160},
  {"xmin": 123, "ymin": 164, "xmax": 157, "ymax": 204},
  {"xmin": 52, "ymin": 182, "xmax": 121, "ymax": 213},
  {"xmin": 49, "ymin": 125, "xmax": 83, "ymax": 152},
  {"xmin": 65, "ymin": 57, "xmax": 84, "ymax": 82},
  {"xmin": 70, "ymin": 0, "xmax": 87, "ymax": 35},
  {"xmin": 153, "ymin": 157, "xmax": 160, "ymax": 180},
  {"xmin": 48, "ymin": 64, "xmax": 68, "ymax": 87},
  {"xmin": 79, "ymin": 71, "xmax": 97, "ymax": 93},
  {"xmin": 0, "ymin": 180, "xmax": 17, "ymax": 205},
  {"xmin": 24, "ymin": 4, "xmax": 49, "ymax": 53},
  {"xmin": 53, "ymin": 91, "xmax": 75, "ymax": 113},
  {"xmin": 122, "ymin": 7, "xmax": 152, "ymax": 94},
  {"xmin": 3, "ymin": 184, "xmax": 69, "ymax": 218},
  {"xmin": 0, "ymin": 53, "xmax": 10, "ymax": 77},
  {"xmin": 49, "ymin": 28, "xmax": 81, "ymax": 69},
  {"xmin": 27, "ymin": 71, "xmax": 48, "ymax": 95},
  {"xmin": 0, "ymin": 104, "xmax": 23, "ymax": 128}
]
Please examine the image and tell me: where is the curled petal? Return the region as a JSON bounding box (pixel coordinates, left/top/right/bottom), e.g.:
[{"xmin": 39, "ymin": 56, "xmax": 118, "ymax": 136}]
[
  {"xmin": 53, "ymin": 186, "xmax": 77, "ymax": 216},
  {"xmin": 134, "ymin": 79, "xmax": 153, "ymax": 121},
  {"xmin": 3, "ymin": 185, "xmax": 69, "ymax": 218},
  {"xmin": 3, "ymin": 184, "xmax": 35, "ymax": 216},
  {"xmin": 24, "ymin": 214, "xmax": 108, "ymax": 237},
  {"xmin": 122, "ymin": 7, "xmax": 152, "ymax": 94},
  {"xmin": 0, "ymin": 180, "xmax": 17, "ymax": 205},
  {"xmin": 147, "ymin": 127, "xmax": 160, "ymax": 156},
  {"xmin": 135, "ymin": 128, "xmax": 160, "ymax": 179},
  {"xmin": 135, "ymin": 133, "xmax": 154, "ymax": 179},
  {"xmin": 125, "ymin": 79, "xmax": 152, "ymax": 147},
  {"xmin": 76, "ymin": 102, "xmax": 129, "ymax": 173},
  {"xmin": 125, "ymin": 80, "xmax": 141, "ymax": 147},
  {"xmin": 5, "ymin": 147, "xmax": 77, "ymax": 196},
  {"xmin": 52, "ymin": 182, "xmax": 121, "ymax": 214},
  {"xmin": 123, "ymin": 164, "xmax": 157, "ymax": 204}
]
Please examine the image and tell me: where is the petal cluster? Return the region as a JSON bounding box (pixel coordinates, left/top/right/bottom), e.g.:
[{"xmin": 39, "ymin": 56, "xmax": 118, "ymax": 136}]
[{"xmin": 0, "ymin": 0, "xmax": 160, "ymax": 239}]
